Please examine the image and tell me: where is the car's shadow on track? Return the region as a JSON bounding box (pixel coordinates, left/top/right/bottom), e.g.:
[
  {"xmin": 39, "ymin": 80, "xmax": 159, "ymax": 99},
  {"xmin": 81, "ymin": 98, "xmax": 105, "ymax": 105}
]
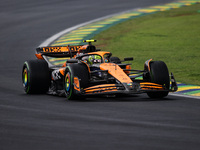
[{"xmin": 71, "ymin": 94, "xmax": 177, "ymax": 102}]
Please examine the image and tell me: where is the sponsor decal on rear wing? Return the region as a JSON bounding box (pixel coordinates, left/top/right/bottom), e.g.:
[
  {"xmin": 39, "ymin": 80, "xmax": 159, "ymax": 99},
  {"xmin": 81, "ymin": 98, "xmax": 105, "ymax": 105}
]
[
  {"xmin": 36, "ymin": 46, "xmax": 82, "ymax": 53},
  {"xmin": 35, "ymin": 45, "xmax": 83, "ymax": 58}
]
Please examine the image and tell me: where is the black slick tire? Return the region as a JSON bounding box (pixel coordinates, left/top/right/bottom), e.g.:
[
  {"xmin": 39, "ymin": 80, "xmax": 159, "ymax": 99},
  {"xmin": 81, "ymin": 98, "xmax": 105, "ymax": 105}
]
[
  {"xmin": 22, "ymin": 59, "xmax": 50, "ymax": 94},
  {"xmin": 147, "ymin": 61, "xmax": 170, "ymax": 98},
  {"xmin": 64, "ymin": 63, "xmax": 89, "ymax": 100}
]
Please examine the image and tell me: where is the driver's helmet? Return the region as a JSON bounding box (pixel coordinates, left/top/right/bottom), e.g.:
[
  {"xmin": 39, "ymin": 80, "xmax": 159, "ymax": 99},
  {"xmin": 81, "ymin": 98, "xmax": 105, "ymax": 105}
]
[{"xmin": 82, "ymin": 55, "xmax": 101, "ymax": 65}]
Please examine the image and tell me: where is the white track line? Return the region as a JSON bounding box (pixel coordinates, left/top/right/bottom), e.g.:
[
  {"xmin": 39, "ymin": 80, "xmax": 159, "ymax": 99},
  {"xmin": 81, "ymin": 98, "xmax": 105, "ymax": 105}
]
[{"xmin": 39, "ymin": 6, "xmax": 200, "ymax": 100}]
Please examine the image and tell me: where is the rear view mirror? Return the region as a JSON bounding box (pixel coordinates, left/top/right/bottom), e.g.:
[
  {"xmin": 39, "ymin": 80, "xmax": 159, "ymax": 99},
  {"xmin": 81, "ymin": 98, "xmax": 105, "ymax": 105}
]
[{"xmin": 124, "ymin": 57, "xmax": 133, "ymax": 61}]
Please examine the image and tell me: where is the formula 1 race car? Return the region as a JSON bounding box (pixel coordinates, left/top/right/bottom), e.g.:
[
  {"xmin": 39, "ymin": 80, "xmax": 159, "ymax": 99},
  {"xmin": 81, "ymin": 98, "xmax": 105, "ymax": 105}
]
[{"xmin": 22, "ymin": 40, "xmax": 178, "ymax": 100}]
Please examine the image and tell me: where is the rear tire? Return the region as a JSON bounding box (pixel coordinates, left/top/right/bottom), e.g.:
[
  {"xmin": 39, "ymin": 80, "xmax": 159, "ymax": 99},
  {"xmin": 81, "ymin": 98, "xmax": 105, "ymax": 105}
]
[
  {"xmin": 64, "ymin": 63, "xmax": 89, "ymax": 100},
  {"xmin": 147, "ymin": 61, "xmax": 170, "ymax": 98},
  {"xmin": 22, "ymin": 60, "xmax": 50, "ymax": 94}
]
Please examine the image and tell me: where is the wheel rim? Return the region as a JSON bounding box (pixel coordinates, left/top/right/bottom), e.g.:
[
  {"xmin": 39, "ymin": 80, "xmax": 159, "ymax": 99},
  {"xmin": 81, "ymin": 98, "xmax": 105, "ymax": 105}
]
[
  {"xmin": 22, "ymin": 66, "xmax": 30, "ymax": 93},
  {"xmin": 23, "ymin": 68, "xmax": 28, "ymax": 88},
  {"xmin": 65, "ymin": 72, "xmax": 71, "ymax": 94}
]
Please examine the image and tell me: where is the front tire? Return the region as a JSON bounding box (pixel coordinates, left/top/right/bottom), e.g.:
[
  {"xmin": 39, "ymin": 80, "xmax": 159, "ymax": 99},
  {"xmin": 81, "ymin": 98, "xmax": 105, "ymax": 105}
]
[
  {"xmin": 22, "ymin": 60, "xmax": 50, "ymax": 94},
  {"xmin": 147, "ymin": 61, "xmax": 170, "ymax": 98},
  {"xmin": 64, "ymin": 63, "xmax": 89, "ymax": 100}
]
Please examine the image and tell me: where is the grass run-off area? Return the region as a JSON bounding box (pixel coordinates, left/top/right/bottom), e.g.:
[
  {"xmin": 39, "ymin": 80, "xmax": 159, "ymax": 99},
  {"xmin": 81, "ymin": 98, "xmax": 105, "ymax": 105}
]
[{"xmin": 93, "ymin": 4, "xmax": 200, "ymax": 85}]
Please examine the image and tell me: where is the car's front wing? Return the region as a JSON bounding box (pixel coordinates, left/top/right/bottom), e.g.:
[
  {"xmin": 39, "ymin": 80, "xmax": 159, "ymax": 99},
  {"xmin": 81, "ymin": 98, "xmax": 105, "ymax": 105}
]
[{"xmin": 74, "ymin": 82, "xmax": 176, "ymax": 96}]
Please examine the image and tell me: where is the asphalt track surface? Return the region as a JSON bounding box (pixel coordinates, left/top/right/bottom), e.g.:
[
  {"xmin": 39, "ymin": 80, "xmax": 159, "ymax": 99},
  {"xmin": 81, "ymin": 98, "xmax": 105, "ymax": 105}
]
[{"xmin": 0, "ymin": 0, "xmax": 200, "ymax": 149}]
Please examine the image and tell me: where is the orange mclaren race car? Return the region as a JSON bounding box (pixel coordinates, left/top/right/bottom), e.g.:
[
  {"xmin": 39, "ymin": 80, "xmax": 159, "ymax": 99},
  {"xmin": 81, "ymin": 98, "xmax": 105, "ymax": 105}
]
[{"xmin": 22, "ymin": 40, "xmax": 178, "ymax": 100}]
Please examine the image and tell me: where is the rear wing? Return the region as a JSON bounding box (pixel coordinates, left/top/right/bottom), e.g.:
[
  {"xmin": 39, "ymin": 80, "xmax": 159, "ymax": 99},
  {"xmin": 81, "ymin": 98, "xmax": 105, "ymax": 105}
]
[
  {"xmin": 36, "ymin": 45, "xmax": 83, "ymax": 58},
  {"xmin": 35, "ymin": 40, "xmax": 99, "ymax": 62}
]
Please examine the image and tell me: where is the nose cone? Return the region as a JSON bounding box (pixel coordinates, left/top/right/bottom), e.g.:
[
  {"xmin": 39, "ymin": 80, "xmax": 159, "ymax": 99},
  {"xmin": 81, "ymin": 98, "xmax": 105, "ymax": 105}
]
[{"xmin": 100, "ymin": 63, "xmax": 132, "ymax": 83}]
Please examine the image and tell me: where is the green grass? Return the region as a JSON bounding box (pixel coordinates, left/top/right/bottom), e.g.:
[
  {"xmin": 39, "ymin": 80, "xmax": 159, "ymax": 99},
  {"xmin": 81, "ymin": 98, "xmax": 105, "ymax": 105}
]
[{"xmin": 93, "ymin": 4, "xmax": 200, "ymax": 85}]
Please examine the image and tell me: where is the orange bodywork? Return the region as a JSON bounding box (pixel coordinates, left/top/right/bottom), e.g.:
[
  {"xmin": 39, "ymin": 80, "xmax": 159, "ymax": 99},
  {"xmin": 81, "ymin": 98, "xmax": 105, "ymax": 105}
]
[
  {"xmin": 74, "ymin": 77, "xmax": 80, "ymax": 91},
  {"xmin": 88, "ymin": 51, "xmax": 111, "ymax": 62},
  {"xmin": 59, "ymin": 68, "xmax": 65, "ymax": 76},
  {"xmin": 147, "ymin": 59, "xmax": 152, "ymax": 71},
  {"xmin": 100, "ymin": 63, "xmax": 132, "ymax": 84},
  {"xmin": 124, "ymin": 65, "xmax": 131, "ymax": 74},
  {"xmin": 35, "ymin": 53, "xmax": 44, "ymax": 60},
  {"xmin": 62, "ymin": 62, "xmax": 67, "ymax": 67},
  {"xmin": 77, "ymin": 45, "xmax": 87, "ymax": 53}
]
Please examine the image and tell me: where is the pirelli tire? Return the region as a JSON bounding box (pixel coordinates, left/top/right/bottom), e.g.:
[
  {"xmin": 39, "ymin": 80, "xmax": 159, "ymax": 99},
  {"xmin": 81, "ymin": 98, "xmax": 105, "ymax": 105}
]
[
  {"xmin": 64, "ymin": 63, "xmax": 89, "ymax": 100},
  {"xmin": 147, "ymin": 61, "xmax": 170, "ymax": 98},
  {"xmin": 22, "ymin": 59, "xmax": 50, "ymax": 94}
]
